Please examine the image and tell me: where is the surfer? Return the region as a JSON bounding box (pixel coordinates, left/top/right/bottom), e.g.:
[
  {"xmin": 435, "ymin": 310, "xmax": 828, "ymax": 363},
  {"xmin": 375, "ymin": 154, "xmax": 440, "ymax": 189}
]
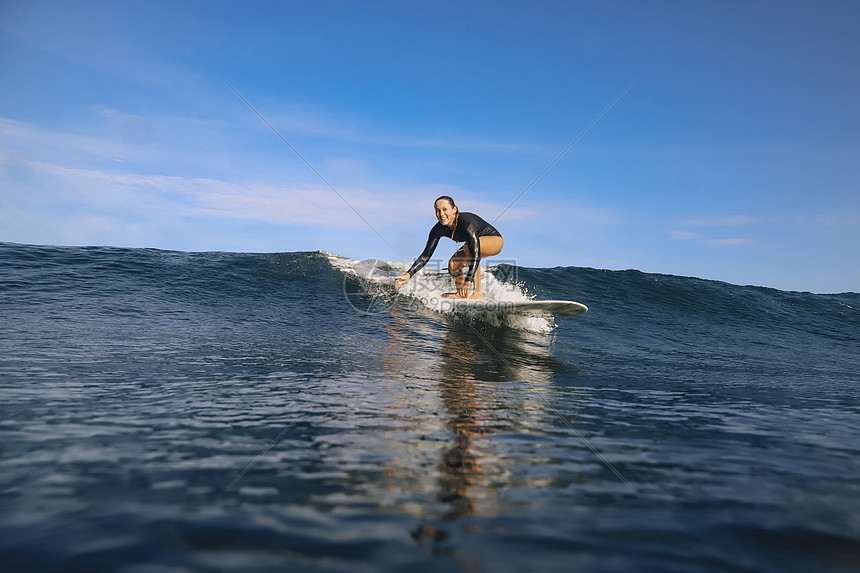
[{"xmin": 395, "ymin": 196, "xmax": 503, "ymax": 299}]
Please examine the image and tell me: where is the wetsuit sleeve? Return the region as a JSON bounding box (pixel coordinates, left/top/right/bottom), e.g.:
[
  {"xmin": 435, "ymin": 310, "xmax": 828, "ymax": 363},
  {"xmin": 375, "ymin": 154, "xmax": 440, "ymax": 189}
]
[
  {"xmin": 405, "ymin": 227, "xmax": 442, "ymax": 277},
  {"xmin": 464, "ymin": 227, "xmax": 481, "ymax": 282}
]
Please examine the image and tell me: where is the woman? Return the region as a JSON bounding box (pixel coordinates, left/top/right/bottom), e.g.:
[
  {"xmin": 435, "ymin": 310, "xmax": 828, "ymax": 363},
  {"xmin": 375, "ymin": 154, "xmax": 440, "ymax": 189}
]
[{"xmin": 395, "ymin": 196, "xmax": 503, "ymax": 299}]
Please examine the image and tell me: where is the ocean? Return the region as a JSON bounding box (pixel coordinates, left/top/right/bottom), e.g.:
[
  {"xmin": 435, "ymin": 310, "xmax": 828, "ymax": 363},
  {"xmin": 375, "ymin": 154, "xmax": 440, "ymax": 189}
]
[{"xmin": 1, "ymin": 242, "xmax": 858, "ymax": 572}]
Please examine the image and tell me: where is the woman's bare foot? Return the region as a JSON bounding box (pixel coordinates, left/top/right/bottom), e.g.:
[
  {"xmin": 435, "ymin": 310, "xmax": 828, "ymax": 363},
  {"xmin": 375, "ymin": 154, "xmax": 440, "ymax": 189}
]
[{"xmin": 441, "ymin": 292, "xmax": 482, "ymax": 299}]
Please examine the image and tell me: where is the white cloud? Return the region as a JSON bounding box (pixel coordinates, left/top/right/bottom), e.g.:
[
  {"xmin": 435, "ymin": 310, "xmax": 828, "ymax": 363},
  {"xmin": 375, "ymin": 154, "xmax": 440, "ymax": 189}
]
[
  {"xmin": 1, "ymin": 117, "xmax": 120, "ymax": 161},
  {"xmin": 0, "ymin": 154, "xmax": 542, "ymax": 236},
  {"xmin": 679, "ymin": 214, "xmax": 764, "ymax": 227},
  {"xmin": 0, "ymin": 115, "xmax": 233, "ymax": 171},
  {"xmin": 256, "ymin": 105, "xmax": 534, "ymax": 153},
  {"xmin": 814, "ymin": 213, "xmax": 860, "ymax": 227},
  {"xmin": 668, "ymin": 214, "xmax": 762, "ymax": 246},
  {"xmin": 1, "ymin": 157, "xmax": 389, "ymax": 228},
  {"xmin": 668, "ymin": 229, "xmax": 703, "ymax": 240},
  {"xmin": 668, "ymin": 229, "xmax": 754, "ymax": 245},
  {"xmin": 0, "ymin": 116, "xmax": 604, "ymax": 253},
  {"xmin": 706, "ymin": 237, "xmax": 755, "ymax": 245}
]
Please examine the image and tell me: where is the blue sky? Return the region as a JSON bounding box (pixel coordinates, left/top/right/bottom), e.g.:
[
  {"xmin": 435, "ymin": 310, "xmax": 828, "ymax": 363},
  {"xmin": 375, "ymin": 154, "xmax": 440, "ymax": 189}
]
[{"xmin": 1, "ymin": 0, "xmax": 858, "ymax": 293}]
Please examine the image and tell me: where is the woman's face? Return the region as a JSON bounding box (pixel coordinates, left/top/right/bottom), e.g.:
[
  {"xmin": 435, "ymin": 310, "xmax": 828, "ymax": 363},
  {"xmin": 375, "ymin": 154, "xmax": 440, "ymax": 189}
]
[{"xmin": 435, "ymin": 199, "xmax": 457, "ymax": 227}]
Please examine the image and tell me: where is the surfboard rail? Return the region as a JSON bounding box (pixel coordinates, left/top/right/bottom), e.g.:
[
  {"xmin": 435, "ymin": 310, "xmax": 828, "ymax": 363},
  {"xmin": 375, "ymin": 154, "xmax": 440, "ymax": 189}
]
[{"xmin": 443, "ymin": 298, "xmax": 588, "ymax": 316}]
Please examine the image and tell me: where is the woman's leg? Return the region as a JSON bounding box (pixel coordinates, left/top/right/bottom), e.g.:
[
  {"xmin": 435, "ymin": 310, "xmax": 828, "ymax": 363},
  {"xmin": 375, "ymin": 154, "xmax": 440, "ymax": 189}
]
[
  {"xmin": 447, "ymin": 236, "xmax": 504, "ymax": 299},
  {"xmin": 470, "ymin": 236, "xmax": 503, "ymax": 299},
  {"xmin": 446, "ymin": 247, "xmax": 469, "ymax": 297}
]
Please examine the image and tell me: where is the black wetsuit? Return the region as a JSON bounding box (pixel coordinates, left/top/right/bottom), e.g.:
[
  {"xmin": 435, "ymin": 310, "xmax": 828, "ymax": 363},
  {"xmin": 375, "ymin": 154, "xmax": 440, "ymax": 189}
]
[{"xmin": 406, "ymin": 212, "xmax": 501, "ymax": 282}]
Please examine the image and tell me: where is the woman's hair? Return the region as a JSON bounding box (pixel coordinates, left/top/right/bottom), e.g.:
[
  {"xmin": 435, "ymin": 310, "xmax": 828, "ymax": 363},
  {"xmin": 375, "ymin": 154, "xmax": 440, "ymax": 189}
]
[{"xmin": 435, "ymin": 195, "xmax": 457, "ymax": 210}]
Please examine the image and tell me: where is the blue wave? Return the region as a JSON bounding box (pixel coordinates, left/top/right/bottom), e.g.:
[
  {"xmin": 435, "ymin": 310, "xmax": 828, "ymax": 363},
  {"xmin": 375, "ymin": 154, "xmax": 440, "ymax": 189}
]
[
  {"xmin": 2, "ymin": 242, "xmax": 857, "ymax": 327},
  {"xmin": 1, "ymin": 242, "xmax": 859, "ymax": 572}
]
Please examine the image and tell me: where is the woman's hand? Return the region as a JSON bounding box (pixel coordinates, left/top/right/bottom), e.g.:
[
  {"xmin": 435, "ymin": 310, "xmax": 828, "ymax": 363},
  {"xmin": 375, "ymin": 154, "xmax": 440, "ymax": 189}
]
[
  {"xmin": 457, "ymin": 280, "xmax": 471, "ymax": 298},
  {"xmin": 394, "ymin": 273, "xmax": 410, "ymax": 291}
]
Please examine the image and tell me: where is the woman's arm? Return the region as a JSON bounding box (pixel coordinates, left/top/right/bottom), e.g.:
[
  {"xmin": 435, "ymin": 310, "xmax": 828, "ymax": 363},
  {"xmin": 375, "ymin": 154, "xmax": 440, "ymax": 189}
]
[
  {"xmin": 406, "ymin": 230, "xmax": 442, "ymax": 277},
  {"xmin": 395, "ymin": 226, "xmax": 442, "ymax": 290},
  {"xmin": 463, "ymin": 228, "xmax": 481, "ymax": 283}
]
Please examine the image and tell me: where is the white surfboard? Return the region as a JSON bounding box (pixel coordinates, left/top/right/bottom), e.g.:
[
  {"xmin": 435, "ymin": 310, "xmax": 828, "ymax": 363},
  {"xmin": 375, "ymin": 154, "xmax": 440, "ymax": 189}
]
[{"xmin": 443, "ymin": 298, "xmax": 588, "ymax": 316}]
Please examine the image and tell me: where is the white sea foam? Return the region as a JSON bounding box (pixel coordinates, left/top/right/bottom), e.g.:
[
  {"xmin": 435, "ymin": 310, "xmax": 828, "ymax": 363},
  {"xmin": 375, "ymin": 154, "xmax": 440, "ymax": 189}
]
[{"xmin": 325, "ymin": 252, "xmax": 555, "ymax": 333}]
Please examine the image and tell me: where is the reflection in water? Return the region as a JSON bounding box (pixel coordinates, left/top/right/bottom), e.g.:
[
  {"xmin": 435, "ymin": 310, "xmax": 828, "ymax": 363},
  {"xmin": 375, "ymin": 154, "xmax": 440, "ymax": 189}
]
[
  {"xmin": 380, "ymin": 303, "xmax": 574, "ymax": 523},
  {"xmin": 436, "ymin": 330, "xmax": 483, "ymax": 519}
]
